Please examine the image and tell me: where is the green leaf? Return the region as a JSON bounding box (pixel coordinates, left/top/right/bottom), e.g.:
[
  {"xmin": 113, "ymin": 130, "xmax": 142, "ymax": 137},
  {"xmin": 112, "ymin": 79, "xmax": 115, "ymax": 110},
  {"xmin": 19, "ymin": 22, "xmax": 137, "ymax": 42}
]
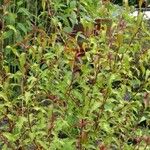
[
  {"xmin": 63, "ymin": 27, "xmax": 72, "ymax": 33},
  {"xmin": 0, "ymin": 92, "xmax": 8, "ymax": 101},
  {"xmin": 16, "ymin": 116, "xmax": 27, "ymax": 132},
  {"xmin": 145, "ymin": 70, "xmax": 150, "ymax": 80},
  {"xmin": 2, "ymin": 30, "xmax": 13, "ymax": 39},
  {"xmin": 108, "ymin": 74, "xmax": 120, "ymax": 88},
  {"xmin": 62, "ymin": 140, "xmax": 75, "ymax": 150},
  {"xmin": 37, "ymin": 140, "xmax": 49, "ymax": 149},
  {"xmin": 139, "ymin": 61, "xmax": 145, "ymax": 76},
  {"xmin": 42, "ymin": 0, "xmax": 46, "ymax": 11},
  {"xmin": 33, "ymin": 106, "xmax": 47, "ymax": 114},
  {"xmin": 24, "ymin": 91, "xmax": 31, "ymax": 104},
  {"xmin": 29, "ymin": 132, "xmax": 35, "ymax": 141},
  {"xmin": 19, "ymin": 53, "xmax": 26, "ymax": 71},
  {"xmin": 137, "ymin": 12, "xmax": 143, "ymax": 26},
  {"xmin": 6, "ymin": 25, "xmax": 17, "ymax": 34},
  {"xmin": 18, "ymin": 8, "xmax": 31, "ymax": 17},
  {"xmin": 17, "ymin": 23, "xmax": 27, "ymax": 34},
  {"xmin": 5, "ymin": 13, "xmax": 17, "ymax": 25},
  {"xmin": 3, "ymin": 132, "xmax": 16, "ymax": 142},
  {"xmin": 6, "ymin": 46, "xmax": 19, "ymax": 57},
  {"xmin": 116, "ymin": 32, "xmax": 123, "ymax": 46},
  {"xmin": 90, "ymin": 101, "xmax": 101, "ymax": 113},
  {"xmin": 17, "ymin": 1, "xmax": 24, "ymax": 6},
  {"xmin": 139, "ymin": 116, "xmax": 146, "ymax": 123},
  {"xmin": 100, "ymin": 121, "xmax": 111, "ymax": 133}
]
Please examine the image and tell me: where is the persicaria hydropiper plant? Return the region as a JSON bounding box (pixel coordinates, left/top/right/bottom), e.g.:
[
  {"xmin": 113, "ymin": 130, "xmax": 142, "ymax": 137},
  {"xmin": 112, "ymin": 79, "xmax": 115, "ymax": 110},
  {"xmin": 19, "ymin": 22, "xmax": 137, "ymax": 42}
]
[{"xmin": 0, "ymin": 0, "xmax": 150, "ymax": 149}]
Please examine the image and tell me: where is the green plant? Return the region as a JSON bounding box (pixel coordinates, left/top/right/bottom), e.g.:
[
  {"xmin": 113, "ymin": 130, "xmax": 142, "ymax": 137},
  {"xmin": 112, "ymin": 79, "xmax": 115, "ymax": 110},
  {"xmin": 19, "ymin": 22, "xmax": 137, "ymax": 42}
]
[{"xmin": 0, "ymin": 0, "xmax": 150, "ymax": 149}]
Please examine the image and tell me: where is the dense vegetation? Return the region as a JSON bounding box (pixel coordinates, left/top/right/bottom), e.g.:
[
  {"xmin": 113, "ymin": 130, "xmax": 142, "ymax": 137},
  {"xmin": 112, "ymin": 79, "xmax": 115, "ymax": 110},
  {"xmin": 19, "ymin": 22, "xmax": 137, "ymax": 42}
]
[{"xmin": 0, "ymin": 0, "xmax": 150, "ymax": 149}]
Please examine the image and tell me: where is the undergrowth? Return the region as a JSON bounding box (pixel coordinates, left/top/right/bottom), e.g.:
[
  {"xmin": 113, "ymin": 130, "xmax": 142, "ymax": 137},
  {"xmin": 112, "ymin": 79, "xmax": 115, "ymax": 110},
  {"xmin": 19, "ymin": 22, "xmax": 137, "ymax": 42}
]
[{"xmin": 0, "ymin": 0, "xmax": 150, "ymax": 149}]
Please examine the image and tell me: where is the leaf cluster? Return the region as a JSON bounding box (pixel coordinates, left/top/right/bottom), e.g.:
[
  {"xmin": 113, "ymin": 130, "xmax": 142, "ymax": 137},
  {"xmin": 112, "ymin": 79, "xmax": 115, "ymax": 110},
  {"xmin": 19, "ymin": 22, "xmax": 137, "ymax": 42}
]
[{"xmin": 0, "ymin": 0, "xmax": 150, "ymax": 149}]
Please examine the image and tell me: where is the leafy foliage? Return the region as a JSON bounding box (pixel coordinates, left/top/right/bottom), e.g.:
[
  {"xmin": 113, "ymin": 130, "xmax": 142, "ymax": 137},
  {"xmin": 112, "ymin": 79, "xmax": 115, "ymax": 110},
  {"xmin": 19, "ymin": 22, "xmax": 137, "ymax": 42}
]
[{"xmin": 0, "ymin": 0, "xmax": 150, "ymax": 149}]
